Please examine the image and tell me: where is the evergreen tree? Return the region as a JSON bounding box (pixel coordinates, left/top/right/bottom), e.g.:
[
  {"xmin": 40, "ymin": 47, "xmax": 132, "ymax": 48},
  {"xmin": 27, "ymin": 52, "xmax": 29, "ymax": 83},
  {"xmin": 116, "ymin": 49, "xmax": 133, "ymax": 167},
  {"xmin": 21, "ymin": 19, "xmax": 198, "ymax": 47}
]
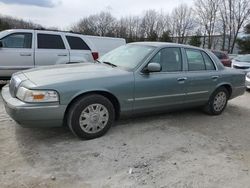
[
  {"xmin": 189, "ymin": 34, "xmax": 201, "ymax": 47},
  {"xmin": 160, "ymin": 31, "xmax": 172, "ymax": 42},
  {"xmin": 237, "ymin": 23, "xmax": 250, "ymax": 54}
]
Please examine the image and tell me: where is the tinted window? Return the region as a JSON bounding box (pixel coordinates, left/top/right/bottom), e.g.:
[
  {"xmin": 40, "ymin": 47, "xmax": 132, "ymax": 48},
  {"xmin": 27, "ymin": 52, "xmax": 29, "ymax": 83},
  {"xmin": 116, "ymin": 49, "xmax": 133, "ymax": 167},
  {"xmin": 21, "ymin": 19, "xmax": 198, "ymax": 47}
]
[
  {"xmin": 186, "ymin": 49, "xmax": 206, "ymax": 71},
  {"xmin": 202, "ymin": 52, "xmax": 216, "ymax": 70},
  {"xmin": 66, "ymin": 36, "xmax": 90, "ymax": 50},
  {"xmin": 1, "ymin": 33, "xmax": 32, "ymax": 48},
  {"xmin": 37, "ymin": 34, "xmax": 65, "ymax": 49},
  {"xmin": 149, "ymin": 47, "xmax": 182, "ymax": 72}
]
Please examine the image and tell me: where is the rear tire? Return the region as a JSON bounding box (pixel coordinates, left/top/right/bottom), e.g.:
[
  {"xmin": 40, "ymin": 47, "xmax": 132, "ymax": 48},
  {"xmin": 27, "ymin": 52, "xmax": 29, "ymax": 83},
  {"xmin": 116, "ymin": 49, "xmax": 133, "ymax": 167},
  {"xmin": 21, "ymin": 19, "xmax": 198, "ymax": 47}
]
[
  {"xmin": 67, "ymin": 94, "xmax": 115, "ymax": 139},
  {"xmin": 203, "ymin": 87, "xmax": 229, "ymax": 115}
]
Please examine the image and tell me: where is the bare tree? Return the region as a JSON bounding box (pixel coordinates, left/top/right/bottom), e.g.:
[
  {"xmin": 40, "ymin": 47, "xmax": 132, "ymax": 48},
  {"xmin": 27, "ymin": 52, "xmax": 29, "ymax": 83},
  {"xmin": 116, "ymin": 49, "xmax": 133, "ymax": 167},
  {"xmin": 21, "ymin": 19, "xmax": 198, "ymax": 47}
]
[
  {"xmin": 71, "ymin": 11, "xmax": 116, "ymax": 37},
  {"xmin": 219, "ymin": 0, "xmax": 250, "ymax": 53},
  {"xmin": 194, "ymin": 0, "xmax": 220, "ymax": 49},
  {"xmin": 170, "ymin": 4, "xmax": 195, "ymax": 43}
]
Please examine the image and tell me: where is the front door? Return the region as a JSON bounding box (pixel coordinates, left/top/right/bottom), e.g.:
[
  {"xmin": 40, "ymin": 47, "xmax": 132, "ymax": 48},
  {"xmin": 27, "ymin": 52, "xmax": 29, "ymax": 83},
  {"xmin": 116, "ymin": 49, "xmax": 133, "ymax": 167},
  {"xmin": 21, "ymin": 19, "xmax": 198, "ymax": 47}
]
[
  {"xmin": 0, "ymin": 32, "xmax": 34, "ymax": 78},
  {"xmin": 133, "ymin": 47, "xmax": 187, "ymax": 112}
]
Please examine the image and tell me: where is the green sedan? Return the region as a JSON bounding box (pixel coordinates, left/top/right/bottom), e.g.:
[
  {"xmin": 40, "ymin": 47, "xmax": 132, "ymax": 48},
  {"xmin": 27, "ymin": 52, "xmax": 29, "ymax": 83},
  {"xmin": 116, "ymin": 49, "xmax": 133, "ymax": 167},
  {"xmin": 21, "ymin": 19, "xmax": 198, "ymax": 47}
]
[{"xmin": 1, "ymin": 42, "xmax": 246, "ymax": 139}]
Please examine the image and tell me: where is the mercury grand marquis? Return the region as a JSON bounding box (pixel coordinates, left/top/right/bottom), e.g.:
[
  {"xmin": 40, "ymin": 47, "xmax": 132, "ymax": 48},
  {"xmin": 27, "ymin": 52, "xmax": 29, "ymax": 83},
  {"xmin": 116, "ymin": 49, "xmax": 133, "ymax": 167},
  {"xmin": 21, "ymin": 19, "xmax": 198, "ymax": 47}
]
[{"xmin": 1, "ymin": 42, "xmax": 246, "ymax": 139}]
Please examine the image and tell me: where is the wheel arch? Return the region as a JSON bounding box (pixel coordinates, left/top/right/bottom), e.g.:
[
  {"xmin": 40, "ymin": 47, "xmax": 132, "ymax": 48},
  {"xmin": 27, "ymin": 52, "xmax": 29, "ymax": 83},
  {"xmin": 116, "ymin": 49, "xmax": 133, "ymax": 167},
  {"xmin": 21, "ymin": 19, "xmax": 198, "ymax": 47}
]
[
  {"xmin": 214, "ymin": 83, "xmax": 232, "ymax": 98},
  {"xmin": 63, "ymin": 90, "xmax": 121, "ymax": 125}
]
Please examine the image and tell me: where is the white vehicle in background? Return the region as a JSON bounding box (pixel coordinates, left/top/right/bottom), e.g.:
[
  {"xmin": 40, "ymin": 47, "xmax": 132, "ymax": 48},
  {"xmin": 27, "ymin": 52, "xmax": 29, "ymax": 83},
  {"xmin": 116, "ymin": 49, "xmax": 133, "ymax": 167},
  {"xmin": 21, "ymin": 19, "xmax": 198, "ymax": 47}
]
[
  {"xmin": 0, "ymin": 29, "xmax": 126, "ymax": 80},
  {"xmin": 246, "ymin": 72, "xmax": 250, "ymax": 89},
  {"xmin": 231, "ymin": 54, "xmax": 250, "ymax": 73}
]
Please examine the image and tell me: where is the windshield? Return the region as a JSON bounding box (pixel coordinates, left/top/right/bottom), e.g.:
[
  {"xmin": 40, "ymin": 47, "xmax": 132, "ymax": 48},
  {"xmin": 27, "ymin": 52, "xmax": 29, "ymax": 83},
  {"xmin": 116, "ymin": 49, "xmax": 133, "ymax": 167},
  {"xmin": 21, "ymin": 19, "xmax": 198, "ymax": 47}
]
[
  {"xmin": 98, "ymin": 44, "xmax": 156, "ymax": 70},
  {"xmin": 235, "ymin": 55, "xmax": 250, "ymax": 62}
]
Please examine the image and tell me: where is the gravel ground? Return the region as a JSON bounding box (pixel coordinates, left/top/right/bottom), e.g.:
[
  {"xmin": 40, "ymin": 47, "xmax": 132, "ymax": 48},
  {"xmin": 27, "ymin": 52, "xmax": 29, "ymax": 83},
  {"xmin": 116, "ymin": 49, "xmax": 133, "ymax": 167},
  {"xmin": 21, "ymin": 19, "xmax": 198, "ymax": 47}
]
[{"xmin": 0, "ymin": 91, "xmax": 250, "ymax": 188}]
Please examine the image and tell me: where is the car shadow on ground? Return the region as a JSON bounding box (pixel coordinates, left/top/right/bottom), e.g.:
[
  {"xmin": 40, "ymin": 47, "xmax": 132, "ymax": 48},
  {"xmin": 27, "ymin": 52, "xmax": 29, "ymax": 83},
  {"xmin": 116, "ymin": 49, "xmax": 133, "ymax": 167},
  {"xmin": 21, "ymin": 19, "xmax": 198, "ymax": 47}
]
[{"xmin": 13, "ymin": 102, "xmax": 250, "ymax": 161}]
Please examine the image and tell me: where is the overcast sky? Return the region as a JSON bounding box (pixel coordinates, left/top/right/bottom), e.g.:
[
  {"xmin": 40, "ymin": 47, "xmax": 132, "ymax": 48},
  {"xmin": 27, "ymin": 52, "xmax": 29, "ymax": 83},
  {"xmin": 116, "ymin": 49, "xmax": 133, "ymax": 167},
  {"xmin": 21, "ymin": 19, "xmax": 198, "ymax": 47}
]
[{"xmin": 0, "ymin": 0, "xmax": 194, "ymax": 29}]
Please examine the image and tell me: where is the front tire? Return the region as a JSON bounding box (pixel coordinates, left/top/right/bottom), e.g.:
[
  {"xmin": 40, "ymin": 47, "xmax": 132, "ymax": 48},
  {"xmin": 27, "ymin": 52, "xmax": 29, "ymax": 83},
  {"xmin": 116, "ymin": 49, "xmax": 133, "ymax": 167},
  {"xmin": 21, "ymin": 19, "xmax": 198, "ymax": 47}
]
[
  {"xmin": 67, "ymin": 94, "xmax": 115, "ymax": 139},
  {"xmin": 203, "ymin": 87, "xmax": 229, "ymax": 115}
]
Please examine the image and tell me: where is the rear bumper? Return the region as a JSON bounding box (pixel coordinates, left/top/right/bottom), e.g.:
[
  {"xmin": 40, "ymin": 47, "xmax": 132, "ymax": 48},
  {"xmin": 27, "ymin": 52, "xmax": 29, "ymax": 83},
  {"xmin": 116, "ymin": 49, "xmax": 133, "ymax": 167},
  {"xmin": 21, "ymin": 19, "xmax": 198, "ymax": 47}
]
[{"xmin": 1, "ymin": 85, "xmax": 66, "ymax": 127}]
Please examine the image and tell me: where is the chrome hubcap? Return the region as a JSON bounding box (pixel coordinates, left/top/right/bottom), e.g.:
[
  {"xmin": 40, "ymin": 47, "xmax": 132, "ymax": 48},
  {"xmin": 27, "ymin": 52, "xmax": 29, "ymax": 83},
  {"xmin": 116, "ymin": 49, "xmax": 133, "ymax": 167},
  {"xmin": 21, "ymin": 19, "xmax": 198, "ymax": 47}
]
[
  {"xmin": 79, "ymin": 104, "xmax": 109, "ymax": 133},
  {"xmin": 213, "ymin": 91, "xmax": 227, "ymax": 112}
]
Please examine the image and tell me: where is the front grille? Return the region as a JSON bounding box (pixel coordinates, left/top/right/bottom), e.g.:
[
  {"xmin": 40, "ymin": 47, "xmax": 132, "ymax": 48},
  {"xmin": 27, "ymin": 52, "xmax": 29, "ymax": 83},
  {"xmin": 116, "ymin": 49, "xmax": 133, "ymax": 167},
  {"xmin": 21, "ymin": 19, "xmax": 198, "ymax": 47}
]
[
  {"xmin": 9, "ymin": 76, "xmax": 22, "ymax": 97},
  {"xmin": 233, "ymin": 65, "xmax": 249, "ymax": 69}
]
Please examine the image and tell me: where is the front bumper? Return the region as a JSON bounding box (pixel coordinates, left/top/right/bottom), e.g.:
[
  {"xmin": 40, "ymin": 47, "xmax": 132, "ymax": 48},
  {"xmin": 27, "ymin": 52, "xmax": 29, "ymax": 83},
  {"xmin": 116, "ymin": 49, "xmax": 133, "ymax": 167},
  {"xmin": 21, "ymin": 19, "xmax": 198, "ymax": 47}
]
[{"xmin": 1, "ymin": 85, "xmax": 67, "ymax": 127}]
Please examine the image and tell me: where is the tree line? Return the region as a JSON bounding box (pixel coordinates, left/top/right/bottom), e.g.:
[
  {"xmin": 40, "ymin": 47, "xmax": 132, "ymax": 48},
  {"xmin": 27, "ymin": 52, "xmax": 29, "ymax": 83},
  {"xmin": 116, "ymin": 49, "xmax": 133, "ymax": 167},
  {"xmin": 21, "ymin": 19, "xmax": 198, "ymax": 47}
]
[
  {"xmin": 71, "ymin": 0, "xmax": 250, "ymax": 53},
  {"xmin": 0, "ymin": 0, "xmax": 249, "ymax": 53},
  {"xmin": 0, "ymin": 15, "xmax": 41, "ymax": 31}
]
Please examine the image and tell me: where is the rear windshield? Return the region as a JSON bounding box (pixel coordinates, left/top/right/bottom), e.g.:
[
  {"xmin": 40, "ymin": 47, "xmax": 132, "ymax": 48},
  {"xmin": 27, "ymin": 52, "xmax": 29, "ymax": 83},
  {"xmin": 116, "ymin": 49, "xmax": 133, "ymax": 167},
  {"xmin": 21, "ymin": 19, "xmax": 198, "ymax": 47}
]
[{"xmin": 212, "ymin": 51, "xmax": 227, "ymax": 60}]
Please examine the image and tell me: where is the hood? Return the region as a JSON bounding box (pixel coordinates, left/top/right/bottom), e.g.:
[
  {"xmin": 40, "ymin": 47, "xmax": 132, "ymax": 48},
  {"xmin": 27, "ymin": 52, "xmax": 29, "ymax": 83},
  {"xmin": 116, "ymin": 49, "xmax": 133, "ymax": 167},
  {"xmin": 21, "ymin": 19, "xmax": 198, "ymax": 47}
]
[{"xmin": 21, "ymin": 63, "xmax": 130, "ymax": 86}]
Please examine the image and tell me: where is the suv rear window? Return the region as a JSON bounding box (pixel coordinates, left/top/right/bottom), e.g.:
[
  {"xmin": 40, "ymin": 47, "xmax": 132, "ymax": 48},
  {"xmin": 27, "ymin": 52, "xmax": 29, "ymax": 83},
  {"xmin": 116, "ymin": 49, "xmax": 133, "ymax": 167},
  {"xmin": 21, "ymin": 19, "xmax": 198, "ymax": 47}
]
[
  {"xmin": 37, "ymin": 34, "xmax": 65, "ymax": 49},
  {"xmin": 66, "ymin": 36, "xmax": 91, "ymax": 50}
]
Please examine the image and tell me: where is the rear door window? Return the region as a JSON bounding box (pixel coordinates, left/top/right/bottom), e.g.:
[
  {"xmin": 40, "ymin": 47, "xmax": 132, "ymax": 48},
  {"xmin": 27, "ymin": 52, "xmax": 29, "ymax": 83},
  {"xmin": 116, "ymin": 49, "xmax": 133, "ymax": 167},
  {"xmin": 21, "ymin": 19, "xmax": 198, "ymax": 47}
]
[
  {"xmin": 202, "ymin": 52, "xmax": 216, "ymax": 70},
  {"xmin": 66, "ymin": 36, "xmax": 91, "ymax": 50},
  {"xmin": 186, "ymin": 49, "xmax": 206, "ymax": 71},
  {"xmin": 1, "ymin": 33, "xmax": 32, "ymax": 48},
  {"xmin": 37, "ymin": 34, "xmax": 65, "ymax": 49}
]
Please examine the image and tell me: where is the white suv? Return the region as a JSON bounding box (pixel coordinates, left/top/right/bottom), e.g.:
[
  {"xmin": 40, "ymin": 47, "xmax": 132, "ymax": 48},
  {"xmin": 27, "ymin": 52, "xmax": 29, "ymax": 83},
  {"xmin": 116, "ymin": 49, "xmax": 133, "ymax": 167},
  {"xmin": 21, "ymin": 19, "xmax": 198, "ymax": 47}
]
[{"xmin": 0, "ymin": 29, "xmax": 126, "ymax": 80}]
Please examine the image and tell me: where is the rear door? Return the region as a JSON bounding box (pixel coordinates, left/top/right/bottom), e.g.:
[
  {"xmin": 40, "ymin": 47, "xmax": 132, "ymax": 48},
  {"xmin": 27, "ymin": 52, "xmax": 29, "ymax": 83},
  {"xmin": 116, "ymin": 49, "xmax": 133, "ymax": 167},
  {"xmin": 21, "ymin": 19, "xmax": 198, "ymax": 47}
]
[
  {"xmin": 0, "ymin": 32, "xmax": 34, "ymax": 78},
  {"xmin": 184, "ymin": 48, "xmax": 219, "ymax": 103},
  {"xmin": 65, "ymin": 35, "xmax": 94, "ymax": 63},
  {"xmin": 34, "ymin": 31, "xmax": 69, "ymax": 66}
]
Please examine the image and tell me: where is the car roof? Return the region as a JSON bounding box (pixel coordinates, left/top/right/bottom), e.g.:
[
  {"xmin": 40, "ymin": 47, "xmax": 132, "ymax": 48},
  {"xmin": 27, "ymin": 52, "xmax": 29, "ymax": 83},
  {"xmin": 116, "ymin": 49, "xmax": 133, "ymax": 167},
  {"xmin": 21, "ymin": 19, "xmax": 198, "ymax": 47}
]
[{"xmin": 130, "ymin": 41, "xmax": 202, "ymax": 50}]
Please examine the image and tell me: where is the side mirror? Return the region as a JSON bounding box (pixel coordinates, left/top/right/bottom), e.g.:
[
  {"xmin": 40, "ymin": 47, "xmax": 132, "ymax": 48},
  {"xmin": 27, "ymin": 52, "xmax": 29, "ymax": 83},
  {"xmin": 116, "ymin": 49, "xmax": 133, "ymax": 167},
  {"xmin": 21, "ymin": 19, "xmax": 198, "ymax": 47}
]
[
  {"xmin": 0, "ymin": 41, "xmax": 3, "ymax": 48},
  {"xmin": 144, "ymin": 62, "xmax": 161, "ymax": 73}
]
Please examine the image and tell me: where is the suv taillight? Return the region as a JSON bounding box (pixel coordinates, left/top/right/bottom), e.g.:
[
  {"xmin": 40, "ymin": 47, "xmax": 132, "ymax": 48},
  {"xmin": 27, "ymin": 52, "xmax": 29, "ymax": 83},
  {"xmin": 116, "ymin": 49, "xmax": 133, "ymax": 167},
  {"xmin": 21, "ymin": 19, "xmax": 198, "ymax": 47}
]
[{"xmin": 92, "ymin": 52, "xmax": 99, "ymax": 60}]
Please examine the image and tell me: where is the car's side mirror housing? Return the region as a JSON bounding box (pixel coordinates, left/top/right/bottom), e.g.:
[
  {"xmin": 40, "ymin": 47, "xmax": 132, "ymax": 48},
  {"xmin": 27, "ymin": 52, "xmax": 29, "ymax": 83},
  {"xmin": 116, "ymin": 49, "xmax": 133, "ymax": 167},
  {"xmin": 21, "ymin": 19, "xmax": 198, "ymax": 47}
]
[
  {"xmin": 0, "ymin": 41, "xmax": 3, "ymax": 48},
  {"xmin": 143, "ymin": 62, "xmax": 161, "ymax": 73}
]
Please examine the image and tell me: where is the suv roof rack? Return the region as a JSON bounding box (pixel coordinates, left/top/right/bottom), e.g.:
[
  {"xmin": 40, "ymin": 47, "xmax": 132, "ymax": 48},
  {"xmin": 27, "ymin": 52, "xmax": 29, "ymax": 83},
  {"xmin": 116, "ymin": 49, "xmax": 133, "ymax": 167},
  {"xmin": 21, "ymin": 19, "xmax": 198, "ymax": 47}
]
[{"xmin": 33, "ymin": 28, "xmax": 83, "ymax": 35}]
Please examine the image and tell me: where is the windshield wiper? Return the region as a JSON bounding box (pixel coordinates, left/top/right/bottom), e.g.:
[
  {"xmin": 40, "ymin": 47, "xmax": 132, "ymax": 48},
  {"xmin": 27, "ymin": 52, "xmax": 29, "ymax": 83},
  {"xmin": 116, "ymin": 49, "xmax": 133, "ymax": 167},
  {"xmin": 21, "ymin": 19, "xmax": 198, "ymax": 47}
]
[{"xmin": 102, "ymin": 61, "xmax": 117, "ymax": 67}]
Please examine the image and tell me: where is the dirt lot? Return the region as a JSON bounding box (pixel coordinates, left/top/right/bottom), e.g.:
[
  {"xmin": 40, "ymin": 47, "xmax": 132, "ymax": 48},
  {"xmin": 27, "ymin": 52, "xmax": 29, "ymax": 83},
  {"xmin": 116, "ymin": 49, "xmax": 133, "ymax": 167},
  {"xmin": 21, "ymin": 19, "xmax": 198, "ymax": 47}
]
[{"xmin": 0, "ymin": 91, "xmax": 250, "ymax": 188}]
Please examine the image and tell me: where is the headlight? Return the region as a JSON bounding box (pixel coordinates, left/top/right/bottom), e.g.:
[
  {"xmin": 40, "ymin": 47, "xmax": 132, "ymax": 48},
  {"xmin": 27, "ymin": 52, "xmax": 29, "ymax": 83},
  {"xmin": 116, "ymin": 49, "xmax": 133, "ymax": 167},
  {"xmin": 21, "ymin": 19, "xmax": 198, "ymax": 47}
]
[{"xmin": 16, "ymin": 87, "xmax": 59, "ymax": 103}]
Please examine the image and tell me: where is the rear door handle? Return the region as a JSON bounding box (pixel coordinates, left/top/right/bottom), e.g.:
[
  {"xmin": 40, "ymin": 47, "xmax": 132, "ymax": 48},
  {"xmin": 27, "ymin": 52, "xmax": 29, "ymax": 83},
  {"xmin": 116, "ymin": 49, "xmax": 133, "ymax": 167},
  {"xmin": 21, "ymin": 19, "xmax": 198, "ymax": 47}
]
[
  {"xmin": 211, "ymin": 76, "xmax": 219, "ymax": 80},
  {"xmin": 177, "ymin": 77, "xmax": 187, "ymax": 82},
  {"xmin": 20, "ymin": 53, "xmax": 32, "ymax": 56},
  {"xmin": 58, "ymin": 54, "xmax": 68, "ymax": 57}
]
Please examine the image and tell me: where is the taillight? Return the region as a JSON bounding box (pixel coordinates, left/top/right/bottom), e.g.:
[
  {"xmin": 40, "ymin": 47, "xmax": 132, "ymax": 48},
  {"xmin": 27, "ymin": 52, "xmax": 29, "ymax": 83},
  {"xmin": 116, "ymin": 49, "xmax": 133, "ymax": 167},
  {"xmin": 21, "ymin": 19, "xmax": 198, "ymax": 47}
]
[{"xmin": 92, "ymin": 52, "xmax": 99, "ymax": 60}]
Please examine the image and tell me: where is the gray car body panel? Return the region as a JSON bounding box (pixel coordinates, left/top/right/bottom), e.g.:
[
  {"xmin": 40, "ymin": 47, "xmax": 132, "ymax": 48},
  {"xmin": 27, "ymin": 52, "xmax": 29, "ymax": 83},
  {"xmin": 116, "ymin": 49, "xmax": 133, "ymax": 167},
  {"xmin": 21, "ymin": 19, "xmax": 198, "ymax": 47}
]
[{"xmin": 1, "ymin": 42, "xmax": 246, "ymax": 127}]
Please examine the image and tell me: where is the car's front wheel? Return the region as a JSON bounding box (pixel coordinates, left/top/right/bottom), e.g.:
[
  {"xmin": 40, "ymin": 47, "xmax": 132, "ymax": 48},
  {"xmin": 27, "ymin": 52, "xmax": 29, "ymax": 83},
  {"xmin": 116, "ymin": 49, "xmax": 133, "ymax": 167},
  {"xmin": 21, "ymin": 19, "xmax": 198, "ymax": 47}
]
[
  {"xmin": 67, "ymin": 94, "xmax": 115, "ymax": 139},
  {"xmin": 204, "ymin": 87, "xmax": 229, "ymax": 115}
]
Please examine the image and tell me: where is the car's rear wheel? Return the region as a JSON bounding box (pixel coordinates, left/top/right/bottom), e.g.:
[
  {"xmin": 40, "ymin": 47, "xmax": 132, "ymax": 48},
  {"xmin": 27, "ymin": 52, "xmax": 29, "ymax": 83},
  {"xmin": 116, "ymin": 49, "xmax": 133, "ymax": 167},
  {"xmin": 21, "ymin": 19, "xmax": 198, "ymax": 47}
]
[
  {"xmin": 203, "ymin": 87, "xmax": 229, "ymax": 115},
  {"xmin": 67, "ymin": 94, "xmax": 115, "ymax": 139}
]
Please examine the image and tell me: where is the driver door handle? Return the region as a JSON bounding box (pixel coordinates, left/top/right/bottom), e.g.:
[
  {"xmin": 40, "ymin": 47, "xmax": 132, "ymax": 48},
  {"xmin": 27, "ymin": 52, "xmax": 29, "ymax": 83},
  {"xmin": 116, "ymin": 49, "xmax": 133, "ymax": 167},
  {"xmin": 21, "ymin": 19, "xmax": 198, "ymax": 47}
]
[{"xmin": 177, "ymin": 77, "xmax": 187, "ymax": 82}]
